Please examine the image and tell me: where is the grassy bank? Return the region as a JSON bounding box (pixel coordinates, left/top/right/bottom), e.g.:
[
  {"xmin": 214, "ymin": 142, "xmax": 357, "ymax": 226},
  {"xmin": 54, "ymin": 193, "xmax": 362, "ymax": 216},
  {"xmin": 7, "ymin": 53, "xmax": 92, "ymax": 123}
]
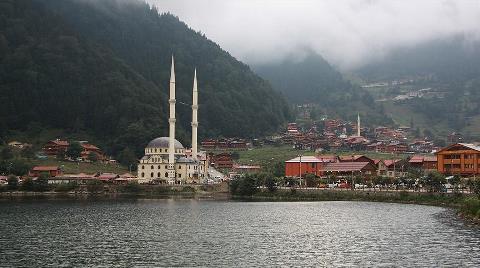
[{"xmin": 234, "ymin": 189, "xmax": 480, "ymax": 223}]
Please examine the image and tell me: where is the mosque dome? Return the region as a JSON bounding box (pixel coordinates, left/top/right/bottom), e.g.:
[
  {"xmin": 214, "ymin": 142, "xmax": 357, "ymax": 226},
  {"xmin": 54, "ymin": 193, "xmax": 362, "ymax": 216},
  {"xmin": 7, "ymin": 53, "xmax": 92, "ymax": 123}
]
[{"xmin": 146, "ymin": 137, "xmax": 184, "ymax": 149}]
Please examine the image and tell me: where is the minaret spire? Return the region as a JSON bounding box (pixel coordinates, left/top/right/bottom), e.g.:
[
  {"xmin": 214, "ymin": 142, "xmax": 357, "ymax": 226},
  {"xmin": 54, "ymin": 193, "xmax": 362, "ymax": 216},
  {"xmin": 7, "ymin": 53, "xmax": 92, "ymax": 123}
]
[
  {"xmin": 357, "ymin": 113, "xmax": 361, "ymax": 137},
  {"xmin": 168, "ymin": 55, "xmax": 176, "ymax": 183},
  {"xmin": 191, "ymin": 68, "xmax": 198, "ymax": 160}
]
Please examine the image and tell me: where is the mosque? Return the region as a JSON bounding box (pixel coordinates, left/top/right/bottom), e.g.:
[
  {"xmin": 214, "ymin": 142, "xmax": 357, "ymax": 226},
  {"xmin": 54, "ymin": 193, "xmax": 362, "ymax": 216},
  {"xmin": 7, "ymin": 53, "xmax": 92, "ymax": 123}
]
[{"xmin": 137, "ymin": 57, "xmax": 208, "ymax": 184}]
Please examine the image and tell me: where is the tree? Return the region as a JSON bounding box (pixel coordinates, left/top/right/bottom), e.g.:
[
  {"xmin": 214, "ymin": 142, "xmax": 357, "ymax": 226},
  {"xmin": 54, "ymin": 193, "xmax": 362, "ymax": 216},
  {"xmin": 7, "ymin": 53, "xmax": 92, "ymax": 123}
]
[
  {"xmin": 1, "ymin": 147, "xmax": 13, "ymax": 160},
  {"xmin": 305, "ymin": 173, "xmax": 318, "ymax": 187},
  {"xmin": 56, "ymin": 150, "xmax": 65, "ymax": 160},
  {"xmin": 424, "ymin": 171, "xmax": 445, "ymax": 192},
  {"xmin": 35, "ymin": 173, "xmax": 50, "ymax": 192},
  {"xmin": 118, "ymin": 147, "xmax": 137, "ymax": 168},
  {"xmin": 265, "ymin": 176, "xmax": 277, "ymax": 192},
  {"xmin": 88, "ymin": 152, "xmax": 98, "ymax": 162},
  {"xmin": 238, "ymin": 175, "xmax": 258, "ymax": 196},
  {"xmin": 7, "ymin": 175, "xmax": 18, "ymax": 190},
  {"xmin": 66, "ymin": 142, "xmax": 82, "ymax": 159},
  {"xmin": 20, "ymin": 146, "xmax": 35, "ymax": 159},
  {"xmin": 21, "ymin": 177, "xmax": 35, "ymax": 191}
]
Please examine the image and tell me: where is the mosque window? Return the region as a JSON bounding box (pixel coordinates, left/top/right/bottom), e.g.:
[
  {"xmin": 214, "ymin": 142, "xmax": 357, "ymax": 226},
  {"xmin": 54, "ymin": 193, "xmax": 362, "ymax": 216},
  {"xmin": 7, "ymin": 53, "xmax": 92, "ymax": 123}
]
[
  {"xmin": 141, "ymin": 165, "xmax": 144, "ymax": 169},
  {"xmin": 178, "ymin": 174, "xmax": 182, "ymax": 178},
  {"xmin": 150, "ymin": 172, "xmax": 153, "ymax": 178},
  {"xmin": 155, "ymin": 148, "xmax": 157, "ymax": 153},
  {"xmin": 164, "ymin": 172, "xmax": 168, "ymax": 178},
  {"xmin": 151, "ymin": 165, "xmax": 154, "ymax": 169},
  {"xmin": 158, "ymin": 165, "xmax": 161, "ymax": 169},
  {"xmin": 157, "ymin": 172, "xmax": 160, "ymax": 177},
  {"xmin": 179, "ymin": 166, "xmax": 181, "ymax": 169},
  {"xmin": 165, "ymin": 165, "xmax": 168, "ymax": 169},
  {"xmin": 141, "ymin": 172, "xmax": 144, "ymax": 177}
]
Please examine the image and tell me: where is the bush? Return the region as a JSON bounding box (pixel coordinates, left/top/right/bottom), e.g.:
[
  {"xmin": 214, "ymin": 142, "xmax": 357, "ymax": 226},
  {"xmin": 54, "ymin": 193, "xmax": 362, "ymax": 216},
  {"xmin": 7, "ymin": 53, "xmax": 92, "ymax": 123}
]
[
  {"xmin": 7, "ymin": 175, "xmax": 18, "ymax": 190},
  {"xmin": 54, "ymin": 182, "xmax": 78, "ymax": 192},
  {"xmin": 122, "ymin": 182, "xmax": 142, "ymax": 193},
  {"xmin": 265, "ymin": 177, "xmax": 277, "ymax": 192},
  {"xmin": 21, "ymin": 177, "xmax": 35, "ymax": 191},
  {"xmin": 86, "ymin": 179, "xmax": 103, "ymax": 193}
]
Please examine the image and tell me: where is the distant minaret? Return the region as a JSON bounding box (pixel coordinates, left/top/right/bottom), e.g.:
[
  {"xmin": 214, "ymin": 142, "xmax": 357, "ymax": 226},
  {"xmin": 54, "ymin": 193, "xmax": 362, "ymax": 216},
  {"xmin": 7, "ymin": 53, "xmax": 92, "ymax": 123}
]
[
  {"xmin": 357, "ymin": 113, "xmax": 361, "ymax": 137},
  {"xmin": 168, "ymin": 56, "xmax": 176, "ymax": 182},
  {"xmin": 191, "ymin": 69, "xmax": 198, "ymax": 160}
]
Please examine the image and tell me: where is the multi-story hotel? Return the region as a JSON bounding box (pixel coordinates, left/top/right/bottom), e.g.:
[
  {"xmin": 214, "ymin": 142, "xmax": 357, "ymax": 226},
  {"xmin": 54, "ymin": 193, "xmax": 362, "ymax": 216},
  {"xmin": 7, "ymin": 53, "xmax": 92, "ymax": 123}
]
[{"xmin": 436, "ymin": 143, "xmax": 480, "ymax": 175}]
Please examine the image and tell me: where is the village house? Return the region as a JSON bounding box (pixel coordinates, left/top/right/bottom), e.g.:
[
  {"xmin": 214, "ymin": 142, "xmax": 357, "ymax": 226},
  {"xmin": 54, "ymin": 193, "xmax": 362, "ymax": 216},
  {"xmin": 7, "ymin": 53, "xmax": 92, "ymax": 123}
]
[
  {"xmin": 42, "ymin": 139, "xmax": 69, "ymax": 155},
  {"xmin": 322, "ymin": 162, "xmax": 377, "ymax": 179},
  {"xmin": 285, "ymin": 155, "xmax": 337, "ymax": 177},
  {"xmin": 29, "ymin": 166, "xmax": 63, "ymax": 177},
  {"xmin": 209, "ymin": 153, "xmax": 233, "ymax": 169},
  {"xmin": 383, "ymin": 159, "xmax": 408, "ymax": 178},
  {"xmin": 436, "ymin": 143, "xmax": 480, "ymax": 176},
  {"xmin": 408, "ymin": 155, "xmax": 437, "ymax": 171}
]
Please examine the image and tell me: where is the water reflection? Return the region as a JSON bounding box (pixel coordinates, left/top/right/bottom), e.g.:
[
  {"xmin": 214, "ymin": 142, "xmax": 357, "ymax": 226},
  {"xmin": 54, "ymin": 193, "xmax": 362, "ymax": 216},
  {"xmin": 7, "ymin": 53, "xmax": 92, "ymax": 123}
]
[{"xmin": 0, "ymin": 200, "xmax": 479, "ymax": 267}]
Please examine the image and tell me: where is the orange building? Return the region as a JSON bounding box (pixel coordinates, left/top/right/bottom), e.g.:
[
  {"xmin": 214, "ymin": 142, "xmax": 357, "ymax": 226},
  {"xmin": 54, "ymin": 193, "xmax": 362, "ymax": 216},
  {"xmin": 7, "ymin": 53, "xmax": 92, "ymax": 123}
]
[
  {"xmin": 437, "ymin": 143, "xmax": 480, "ymax": 175},
  {"xmin": 285, "ymin": 156, "xmax": 336, "ymax": 177}
]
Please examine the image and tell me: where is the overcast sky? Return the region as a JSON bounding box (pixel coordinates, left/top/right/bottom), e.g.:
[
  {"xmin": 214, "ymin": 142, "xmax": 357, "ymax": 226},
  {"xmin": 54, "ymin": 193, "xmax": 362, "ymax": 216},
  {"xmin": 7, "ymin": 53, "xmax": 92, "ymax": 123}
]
[{"xmin": 147, "ymin": 0, "xmax": 480, "ymax": 70}]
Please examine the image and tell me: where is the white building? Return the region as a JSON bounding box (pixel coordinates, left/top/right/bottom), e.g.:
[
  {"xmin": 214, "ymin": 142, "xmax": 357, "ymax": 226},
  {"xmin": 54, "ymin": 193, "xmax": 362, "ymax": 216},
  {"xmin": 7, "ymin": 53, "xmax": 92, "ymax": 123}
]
[{"xmin": 137, "ymin": 57, "xmax": 208, "ymax": 184}]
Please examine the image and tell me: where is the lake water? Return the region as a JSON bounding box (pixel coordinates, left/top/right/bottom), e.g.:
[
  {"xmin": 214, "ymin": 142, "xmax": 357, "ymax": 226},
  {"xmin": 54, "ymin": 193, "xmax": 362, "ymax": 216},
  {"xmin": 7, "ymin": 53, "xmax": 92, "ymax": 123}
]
[{"xmin": 0, "ymin": 199, "xmax": 479, "ymax": 267}]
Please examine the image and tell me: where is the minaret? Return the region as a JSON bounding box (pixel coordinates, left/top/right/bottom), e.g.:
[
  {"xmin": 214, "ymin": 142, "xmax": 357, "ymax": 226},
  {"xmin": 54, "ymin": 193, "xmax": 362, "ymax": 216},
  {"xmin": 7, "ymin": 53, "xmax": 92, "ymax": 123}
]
[
  {"xmin": 168, "ymin": 56, "xmax": 176, "ymax": 182},
  {"xmin": 357, "ymin": 113, "xmax": 361, "ymax": 137},
  {"xmin": 191, "ymin": 69, "xmax": 198, "ymax": 160}
]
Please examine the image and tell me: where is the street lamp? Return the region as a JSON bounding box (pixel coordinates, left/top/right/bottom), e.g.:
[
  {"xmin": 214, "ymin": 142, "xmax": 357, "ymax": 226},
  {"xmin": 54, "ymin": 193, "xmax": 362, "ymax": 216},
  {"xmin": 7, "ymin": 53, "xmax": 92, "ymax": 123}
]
[{"xmin": 298, "ymin": 154, "xmax": 303, "ymax": 187}]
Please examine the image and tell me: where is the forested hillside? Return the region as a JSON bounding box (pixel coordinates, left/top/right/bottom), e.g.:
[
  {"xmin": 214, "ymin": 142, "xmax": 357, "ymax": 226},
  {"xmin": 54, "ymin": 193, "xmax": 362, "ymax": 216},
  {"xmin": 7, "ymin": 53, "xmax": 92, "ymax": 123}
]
[
  {"xmin": 254, "ymin": 51, "xmax": 392, "ymax": 126},
  {"xmin": 0, "ymin": 0, "xmax": 291, "ymax": 157}
]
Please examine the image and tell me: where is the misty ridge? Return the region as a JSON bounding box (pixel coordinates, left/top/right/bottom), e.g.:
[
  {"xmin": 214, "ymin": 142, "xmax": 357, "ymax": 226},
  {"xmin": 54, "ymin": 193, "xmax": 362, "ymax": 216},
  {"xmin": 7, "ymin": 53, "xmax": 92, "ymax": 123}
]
[{"xmin": 148, "ymin": 0, "xmax": 480, "ymax": 70}]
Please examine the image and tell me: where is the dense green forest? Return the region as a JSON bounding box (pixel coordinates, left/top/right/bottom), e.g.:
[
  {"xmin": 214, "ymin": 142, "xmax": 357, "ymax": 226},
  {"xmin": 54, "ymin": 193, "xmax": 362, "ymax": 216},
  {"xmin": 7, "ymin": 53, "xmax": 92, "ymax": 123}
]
[
  {"xmin": 0, "ymin": 0, "xmax": 291, "ymax": 157},
  {"xmin": 254, "ymin": 51, "xmax": 392, "ymax": 126}
]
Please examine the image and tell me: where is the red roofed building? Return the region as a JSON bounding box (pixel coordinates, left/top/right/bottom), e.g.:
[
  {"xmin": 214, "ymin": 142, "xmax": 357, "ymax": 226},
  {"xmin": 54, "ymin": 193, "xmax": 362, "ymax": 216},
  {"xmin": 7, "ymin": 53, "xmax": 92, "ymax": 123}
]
[
  {"xmin": 80, "ymin": 143, "xmax": 105, "ymax": 161},
  {"xmin": 43, "ymin": 139, "xmax": 69, "ymax": 155},
  {"xmin": 285, "ymin": 156, "xmax": 336, "ymax": 177},
  {"xmin": 29, "ymin": 166, "xmax": 62, "ymax": 177},
  {"xmin": 409, "ymin": 155, "xmax": 437, "ymax": 171},
  {"xmin": 338, "ymin": 155, "xmax": 375, "ymax": 165},
  {"xmin": 322, "ymin": 162, "xmax": 377, "ymax": 179}
]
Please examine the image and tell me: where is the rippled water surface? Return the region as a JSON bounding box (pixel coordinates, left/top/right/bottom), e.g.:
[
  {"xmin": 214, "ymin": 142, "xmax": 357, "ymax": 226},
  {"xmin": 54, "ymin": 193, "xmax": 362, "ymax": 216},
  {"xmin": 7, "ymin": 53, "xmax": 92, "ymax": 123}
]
[{"xmin": 0, "ymin": 200, "xmax": 479, "ymax": 267}]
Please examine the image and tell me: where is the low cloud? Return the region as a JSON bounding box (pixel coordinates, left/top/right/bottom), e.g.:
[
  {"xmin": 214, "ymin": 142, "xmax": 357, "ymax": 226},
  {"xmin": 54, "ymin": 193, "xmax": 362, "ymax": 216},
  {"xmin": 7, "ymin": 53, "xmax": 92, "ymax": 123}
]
[{"xmin": 147, "ymin": 0, "xmax": 480, "ymax": 70}]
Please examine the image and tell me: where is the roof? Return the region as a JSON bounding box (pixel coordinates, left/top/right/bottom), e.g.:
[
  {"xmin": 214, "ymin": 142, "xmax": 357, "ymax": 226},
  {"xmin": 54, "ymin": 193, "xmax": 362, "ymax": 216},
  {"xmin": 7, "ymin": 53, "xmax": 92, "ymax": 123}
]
[
  {"xmin": 338, "ymin": 155, "xmax": 369, "ymax": 161},
  {"xmin": 323, "ymin": 162, "xmax": 372, "ymax": 172},
  {"xmin": 32, "ymin": 166, "xmax": 60, "ymax": 171},
  {"xmin": 285, "ymin": 156, "xmax": 333, "ymax": 163},
  {"xmin": 49, "ymin": 140, "xmax": 69, "ymax": 146},
  {"xmin": 233, "ymin": 165, "xmax": 261, "ymax": 169},
  {"xmin": 423, "ymin": 156, "xmax": 437, "ymax": 162},
  {"xmin": 383, "ymin": 159, "xmax": 403, "ymax": 167},
  {"xmin": 146, "ymin": 137, "xmax": 184, "ymax": 149},
  {"xmin": 176, "ymin": 157, "xmax": 197, "ymax": 163},
  {"xmin": 81, "ymin": 143, "xmax": 100, "ymax": 150},
  {"xmin": 438, "ymin": 143, "xmax": 480, "ymax": 154}
]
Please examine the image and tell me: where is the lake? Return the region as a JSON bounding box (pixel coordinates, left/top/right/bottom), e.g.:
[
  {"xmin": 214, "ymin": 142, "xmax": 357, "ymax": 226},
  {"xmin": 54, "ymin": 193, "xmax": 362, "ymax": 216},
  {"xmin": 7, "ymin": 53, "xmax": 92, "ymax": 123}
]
[{"xmin": 0, "ymin": 200, "xmax": 479, "ymax": 267}]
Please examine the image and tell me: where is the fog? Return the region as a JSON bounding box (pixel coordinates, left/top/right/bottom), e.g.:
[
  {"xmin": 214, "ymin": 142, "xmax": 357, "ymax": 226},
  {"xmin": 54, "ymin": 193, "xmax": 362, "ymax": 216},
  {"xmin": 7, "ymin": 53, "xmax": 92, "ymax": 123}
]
[{"xmin": 147, "ymin": 0, "xmax": 480, "ymax": 70}]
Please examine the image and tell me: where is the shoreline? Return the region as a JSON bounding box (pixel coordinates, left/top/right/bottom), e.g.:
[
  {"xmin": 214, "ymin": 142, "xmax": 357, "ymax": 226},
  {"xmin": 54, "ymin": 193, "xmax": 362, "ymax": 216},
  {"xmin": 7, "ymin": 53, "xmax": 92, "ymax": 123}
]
[{"xmin": 1, "ymin": 188, "xmax": 478, "ymax": 224}]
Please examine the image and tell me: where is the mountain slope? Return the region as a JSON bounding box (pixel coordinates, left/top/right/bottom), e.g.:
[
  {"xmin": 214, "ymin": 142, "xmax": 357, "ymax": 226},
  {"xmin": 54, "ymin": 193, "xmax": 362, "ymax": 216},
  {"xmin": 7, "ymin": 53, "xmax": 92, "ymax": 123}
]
[
  {"xmin": 254, "ymin": 51, "xmax": 392, "ymax": 126},
  {"xmin": 39, "ymin": 0, "xmax": 291, "ymax": 138},
  {"xmin": 353, "ymin": 36, "xmax": 480, "ymax": 140},
  {"xmin": 0, "ymin": 0, "xmax": 291, "ymax": 156}
]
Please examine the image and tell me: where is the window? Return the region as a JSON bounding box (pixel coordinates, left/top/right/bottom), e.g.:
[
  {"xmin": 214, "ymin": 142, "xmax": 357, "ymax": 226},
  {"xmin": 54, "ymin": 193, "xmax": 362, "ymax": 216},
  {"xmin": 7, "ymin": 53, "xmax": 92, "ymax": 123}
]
[
  {"xmin": 158, "ymin": 165, "xmax": 161, "ymax": 169},
  {"xmin": 165, "ymin": 172, "xmax": 168, "ymax": 178},
  {"xmin": 157, "ymin": 172, "xmax": 160, "ymax": 177},
  {"xmin": 179, "ymin": 166, "xmax": 181, "ymax": 169},
  {"xmin": 465, "ymin": 164, "xmax": 474, "ymax": 169},
  {"xmin": 141, "ymin": 165, "xmax": 145, "ymax": 169},
  {"xmin": 155, "ymin": 148, "xmax": 157, "ymax": 153},
  {"xmin": 151, "ymin": 165, "xmax": 154, "ymax": 169},
  {"xmin": 141, "ymin": 172, "xmax": 144, "ymax": 177},
  {"xmin": 150, "ymin": 172, "xmax": 153, "ymax": 178},
  {"xmin": 178, "ymin": 174, "xmax": 182, "ymax": 178}
]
